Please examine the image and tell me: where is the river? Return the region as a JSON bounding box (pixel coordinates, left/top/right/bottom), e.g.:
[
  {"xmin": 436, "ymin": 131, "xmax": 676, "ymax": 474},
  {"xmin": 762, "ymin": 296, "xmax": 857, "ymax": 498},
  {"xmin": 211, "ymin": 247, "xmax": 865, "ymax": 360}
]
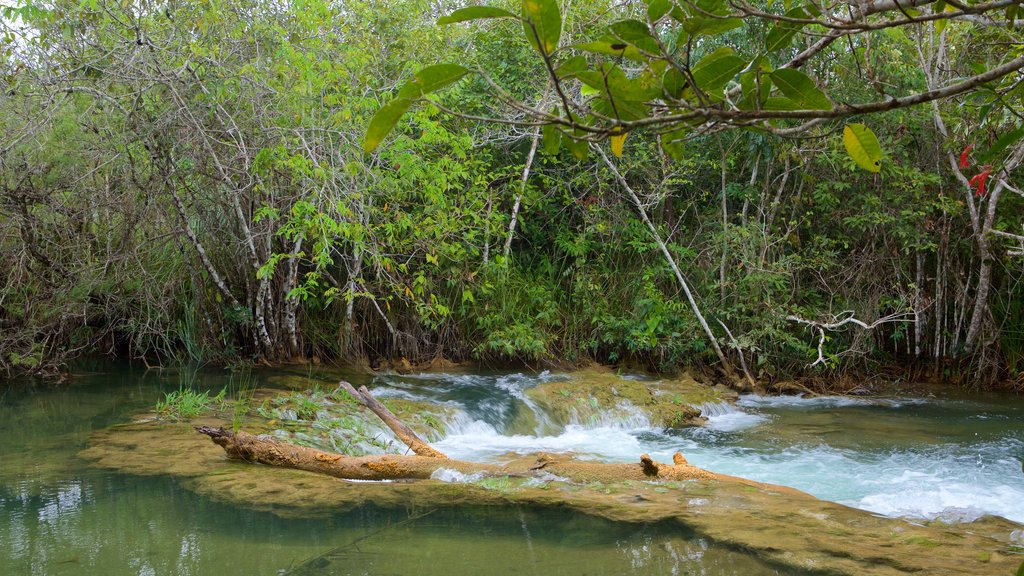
[{"xmin": 1, "ymin": 365, "xmax": 1022, "ymax": 575}]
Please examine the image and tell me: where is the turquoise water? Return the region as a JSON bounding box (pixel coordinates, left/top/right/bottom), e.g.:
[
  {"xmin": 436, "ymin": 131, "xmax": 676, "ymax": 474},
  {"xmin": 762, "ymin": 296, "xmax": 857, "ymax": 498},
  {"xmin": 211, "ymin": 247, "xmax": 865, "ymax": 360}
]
[{"xmin": 0, "ymin": 367, "xmax": 792, "ymax": 576}]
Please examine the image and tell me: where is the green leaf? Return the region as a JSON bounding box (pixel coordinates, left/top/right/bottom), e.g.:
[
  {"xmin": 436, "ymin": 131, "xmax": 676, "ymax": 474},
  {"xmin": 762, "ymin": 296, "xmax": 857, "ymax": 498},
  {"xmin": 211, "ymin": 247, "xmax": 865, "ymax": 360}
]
[
  {"xmin": 522, "ymin": 0, "xmax": 562, "ymax": 55},
  {"xmin": 364, "ymin": 98, "xmax": 412, "ymax": 153},
  {"xmin": 843, "ymin": 123, "xmax": 883, "ymax": 173},
  {"xmin": 593, "ymin": 96, "xmax": 648, "ymax": 121},
  {"xmin": 555, "ymin": 55, "xmax": 588, "ymax": 78},
  {"xmin": 574, "ymin": 64, "xmax": 657, "ymax": 102},
  {"xmin": 663, "ymin": 67, "xmax": 686, "ymax": 99},
  {"xmin": 564, "ymin": 135, "xmax": 588, "ymax": 160},
  {"xmin": 573, "ymin": 40, "xmax": 645, "ymax": 62},
  {"xmin": 765, "ymin": 6, "xmax": 809, "ymax": 52},
  {"xmin": 980, "ymin": 126, "xmax": 1024, "ymax": 163},
  {"xmin": 647, "ymin": 0, "xmax": 672, "ymax": 21},
  {"xmin": 682, "ymin": 17, "xmax": 743, "ymax": 38},
  {"xmin": 762, "ymin": 97, "xmax": 802, "ymax": 110},
  {"xmin": 397, "ymin": 64, "xmax": 469, "ymax": 99},
  {"xmin": 541, "ymin": 123, "xmax": 562, "ymax": 155},
  {"xmin": 609, "ymin": 19, "xmax": 661, "ymax": 54},
  {"xmin": 660, "ymin": 128, "xmax": 687, "ymax": 161},
  {"xmin": 770, "ymin": 68, "xmax": 831, "ymax": 110},
  {"xmin": 437, "ymin": 6, "xmax": 516, "ymax": 25},
  {"xmin": 690, "ymin": 47, "xmax": 746, "ymax": 97},
  {"xmin": 739, "ymin": 64, "xmax": 772, "ymax": 110}
]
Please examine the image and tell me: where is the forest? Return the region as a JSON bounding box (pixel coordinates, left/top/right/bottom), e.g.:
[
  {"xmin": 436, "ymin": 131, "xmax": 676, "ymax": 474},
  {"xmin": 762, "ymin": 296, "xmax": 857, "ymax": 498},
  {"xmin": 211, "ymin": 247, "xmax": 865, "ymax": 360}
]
[{"xmin": 2, "ymin": 0, "xmax": 1024, "ymax": 388}]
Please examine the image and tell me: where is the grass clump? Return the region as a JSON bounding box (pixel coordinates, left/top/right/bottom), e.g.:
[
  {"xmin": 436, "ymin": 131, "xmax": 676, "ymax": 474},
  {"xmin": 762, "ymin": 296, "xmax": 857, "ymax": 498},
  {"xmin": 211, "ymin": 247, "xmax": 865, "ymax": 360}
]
[{"xmin": 156, "ymin": 387, "xmax": 225, "ymax": 421}]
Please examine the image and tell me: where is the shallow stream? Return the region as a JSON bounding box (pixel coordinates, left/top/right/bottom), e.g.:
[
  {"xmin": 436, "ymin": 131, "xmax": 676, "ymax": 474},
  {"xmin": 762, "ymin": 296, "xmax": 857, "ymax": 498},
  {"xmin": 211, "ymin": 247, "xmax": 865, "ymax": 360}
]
[{"xmin": 2, "ymin": 366, "xmax": 1022, "ymax": 575}]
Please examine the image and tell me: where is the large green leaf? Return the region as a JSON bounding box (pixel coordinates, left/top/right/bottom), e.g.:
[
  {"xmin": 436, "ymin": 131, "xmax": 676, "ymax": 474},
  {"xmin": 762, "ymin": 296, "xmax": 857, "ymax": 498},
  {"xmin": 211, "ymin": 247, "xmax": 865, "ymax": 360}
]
[
  {"xmin": 690, "ymin": 47, "xmax": 746, "ymax": 98},
  {"xmin": 663, "ymin": 67, "xmax": 687, "ymax": 99},
  {"xmin": 679, "ymin": 16, "xmax": 743, "ymax": 40},
  {"xmin": 522, "ymin": 0, "xmax": 561, "ymax": 55},
  {"xmin": 980, "ymin": 125, "xmax": 1024, "ymax": 163},
  {"xmin": 364, "ymin": 97, "xmax": 412, "ymax": 153},
  {"xmin": 609, "ymin": 19, "xmax": 661, "ymax": 54},
  {"xmin": 660, "ymin": 128, "xmax": 688, "ymax": 161},
  {"xmin": 397, "ymin": 64, "xmax": 469, "ymax": 99},
  {"xmin": 574, "ymin": 64, "xmax": 657, "ymax": 103},
  {"xmin": 437, "ymin": 6, "xmax": 515, "ymax": 25},
  {"xmin": 541, "ymin": 123, "xmax": 562, "ymax": 155},
  {"xmin": 564, "ymin": 134, "xmax": 588, "ymax": 160},
  {"xmin": 647, "ymin": 0, "xmax": 672, "ymax": 21},
  {"xmin": 843, "ymin": 123, "xmax": 883, "ymax": 173},
  {"xmin": 770, "ymin": 68, "xmax": 831, "ymax": 110},
  {"xmin": 572, "ymin": 40, "xmax": 645, "ymax": 62},
  {"xmin": 765, "ymin": 6, "xmax": 810, "ymax": 52},
  {"xmin": 555, "ymin": 55, "xmax": 587, "ymax": 78}
]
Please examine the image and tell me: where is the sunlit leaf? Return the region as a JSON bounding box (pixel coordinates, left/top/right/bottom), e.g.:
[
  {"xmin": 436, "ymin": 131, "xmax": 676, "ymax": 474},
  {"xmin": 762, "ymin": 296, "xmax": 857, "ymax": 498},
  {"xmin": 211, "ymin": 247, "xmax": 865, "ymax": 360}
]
[
  {"xmin": 397, "ymin": 64, "xmax": 470, "ymax": 99},
  {"xmin": 843, "ymin": 123, "xmax": 883, "ymax": 173},
  {"xmin": 610, "ymin": 132, "xmax": 628, "ymax": 157},
  {"xmin": 364, "ymin": 98, "xmax": 412, "ymax": 153},
  {"xmin": 770, "ymin": 68, "xmax": 831, "ymax": 110},
  {"xmin": 522, "ymin": 0, "xmax": 561, "ymax": 55},
  {"xmin": 572, "ymin": 40, "xmax": 645, "ymax": 62},
  {"xmin": 437, "ymin": 6, "xmax": 515, "ymax": 25}
]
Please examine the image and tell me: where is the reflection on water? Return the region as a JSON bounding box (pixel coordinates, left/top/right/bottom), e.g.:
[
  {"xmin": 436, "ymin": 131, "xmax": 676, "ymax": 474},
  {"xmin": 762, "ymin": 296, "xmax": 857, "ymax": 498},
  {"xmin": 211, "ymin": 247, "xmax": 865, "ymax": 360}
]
[{"xmin": 0, "ymin": 367, "xmax": 790, "ymax": 576}]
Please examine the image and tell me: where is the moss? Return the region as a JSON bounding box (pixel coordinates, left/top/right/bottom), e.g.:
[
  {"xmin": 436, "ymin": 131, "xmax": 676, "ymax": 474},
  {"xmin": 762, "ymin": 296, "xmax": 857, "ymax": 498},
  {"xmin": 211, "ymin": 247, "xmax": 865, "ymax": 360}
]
[{"xmin": 525, "ymin": 367, "xmax": 730, "ymax": 428}]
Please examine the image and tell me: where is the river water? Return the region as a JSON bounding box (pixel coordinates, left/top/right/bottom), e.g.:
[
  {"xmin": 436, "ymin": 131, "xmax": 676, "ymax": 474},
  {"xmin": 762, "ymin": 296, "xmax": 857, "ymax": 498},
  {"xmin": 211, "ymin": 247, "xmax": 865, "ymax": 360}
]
[{"xmin": 1, "ymin": 366, "xmax": 1022, "ymax": 575}]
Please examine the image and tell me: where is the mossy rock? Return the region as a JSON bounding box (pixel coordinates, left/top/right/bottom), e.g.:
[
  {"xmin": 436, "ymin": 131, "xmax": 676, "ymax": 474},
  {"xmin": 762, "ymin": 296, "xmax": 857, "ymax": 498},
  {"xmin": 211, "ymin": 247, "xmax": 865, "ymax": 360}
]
[
  {"xmin": 525, "ymin": 368, "xmax": 732, "ymax": 429},
  {"xmin": 246, "ymin": 388, "xmax": 453, "ymax": 454}
]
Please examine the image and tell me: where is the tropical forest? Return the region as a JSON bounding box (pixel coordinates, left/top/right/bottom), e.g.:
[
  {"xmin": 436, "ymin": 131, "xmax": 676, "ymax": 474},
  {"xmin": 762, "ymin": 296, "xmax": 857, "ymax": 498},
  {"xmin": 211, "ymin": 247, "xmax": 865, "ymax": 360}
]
[{"xmin": 2, "ymin": 0, "xmax": 1024, "ymax": 574}]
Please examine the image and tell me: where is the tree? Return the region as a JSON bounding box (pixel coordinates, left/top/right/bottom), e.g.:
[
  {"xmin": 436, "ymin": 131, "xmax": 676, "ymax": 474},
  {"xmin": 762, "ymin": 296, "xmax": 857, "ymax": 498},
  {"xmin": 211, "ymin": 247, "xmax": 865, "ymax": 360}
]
[{"xmin": 365, "ymin": 0, "xmax": 1024, "ymax": 380}]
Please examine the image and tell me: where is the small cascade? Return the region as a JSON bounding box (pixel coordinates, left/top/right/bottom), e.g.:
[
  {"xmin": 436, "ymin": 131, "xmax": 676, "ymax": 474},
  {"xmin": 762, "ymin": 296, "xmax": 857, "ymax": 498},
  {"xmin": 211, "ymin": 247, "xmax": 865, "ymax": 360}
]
[
  {"xmin": 566, "ymin": 399, "xmax": 653, "ymax": 430},
  {"xmin": 695, "ymin": 401, "xmax": 738, "ymax": 418},
  {"xmin": 695, "ymin": 400, "xmax": 767, "ymax": 432}
]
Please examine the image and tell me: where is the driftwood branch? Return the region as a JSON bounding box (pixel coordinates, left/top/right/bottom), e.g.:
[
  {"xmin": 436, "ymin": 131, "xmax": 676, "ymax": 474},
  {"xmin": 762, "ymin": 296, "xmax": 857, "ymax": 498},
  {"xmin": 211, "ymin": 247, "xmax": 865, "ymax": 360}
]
[
  {"xmin": 785, "ymin": 310, "xmax": 916, "ymax": 368},
  {"xmin": 337, "ymin": 381, "xmax": 448, "ymax": 459}
]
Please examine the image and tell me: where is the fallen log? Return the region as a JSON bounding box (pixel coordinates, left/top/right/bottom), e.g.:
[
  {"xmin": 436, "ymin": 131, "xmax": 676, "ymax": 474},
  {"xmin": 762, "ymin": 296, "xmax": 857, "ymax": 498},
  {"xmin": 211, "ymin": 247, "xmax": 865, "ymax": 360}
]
[
  {"xmin": 196, "ymin": 425, "xmax": 717, "ymax": 483},
  {"xmin": 197, "ymin": 380, "xmax": 726, "ymax": 484}
]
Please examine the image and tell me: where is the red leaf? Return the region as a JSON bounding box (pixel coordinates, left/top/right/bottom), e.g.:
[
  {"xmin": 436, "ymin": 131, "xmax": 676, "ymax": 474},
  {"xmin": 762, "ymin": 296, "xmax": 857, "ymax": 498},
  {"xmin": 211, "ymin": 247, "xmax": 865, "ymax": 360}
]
[
  {"xmin": 959, "ymin": 145, "xmax": 972, "ymax": 169},
  {"xmin": 971, "ymin": 167, "xmax": 992, "ymax": 198}
]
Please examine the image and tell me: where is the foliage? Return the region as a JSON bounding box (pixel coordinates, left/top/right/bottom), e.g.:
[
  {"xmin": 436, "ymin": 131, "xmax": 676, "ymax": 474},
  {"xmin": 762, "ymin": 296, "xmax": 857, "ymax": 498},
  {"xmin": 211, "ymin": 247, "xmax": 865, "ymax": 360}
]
[
  {"xmin": 156, "ymin": 387, "xmax": 226, "ymax": 421},
  {"xmin": 1, "ymin": 0, "xmax": 1023, "ymax": 385}
]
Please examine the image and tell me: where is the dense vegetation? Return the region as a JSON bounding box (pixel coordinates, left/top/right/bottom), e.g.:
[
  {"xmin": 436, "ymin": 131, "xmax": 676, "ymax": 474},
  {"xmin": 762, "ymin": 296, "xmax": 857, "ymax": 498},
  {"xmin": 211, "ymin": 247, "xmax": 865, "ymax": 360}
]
[{"xmin": 1, "ymin": 0, "xmax": 1022, "ymax": 387}]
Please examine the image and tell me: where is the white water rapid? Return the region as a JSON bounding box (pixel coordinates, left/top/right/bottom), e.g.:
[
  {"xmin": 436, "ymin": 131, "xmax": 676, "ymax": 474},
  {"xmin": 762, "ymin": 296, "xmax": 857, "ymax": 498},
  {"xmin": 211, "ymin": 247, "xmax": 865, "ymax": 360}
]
[{"xmin": 368, "ymin": 371, "xmax": 1024, "ymax": 524}]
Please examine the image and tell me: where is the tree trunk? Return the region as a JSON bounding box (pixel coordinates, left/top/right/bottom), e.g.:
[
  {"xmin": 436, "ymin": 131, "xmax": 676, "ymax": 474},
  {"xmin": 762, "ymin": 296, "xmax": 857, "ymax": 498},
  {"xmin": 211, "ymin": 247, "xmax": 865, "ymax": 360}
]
[
  {"xmin": 594, "ymin": 146, "xmax": 748, "ymax": 388},
  {"xmin": 503, "ymin": 127, "xmax": 541, "ymax": 262}
]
